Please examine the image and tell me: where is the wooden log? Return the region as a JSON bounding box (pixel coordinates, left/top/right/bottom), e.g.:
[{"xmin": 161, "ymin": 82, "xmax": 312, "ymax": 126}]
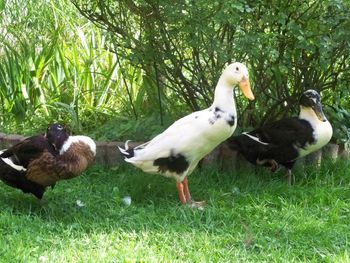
[
  {"xmin": 323, "ymin": 143, "xmax": 339, "ymax": 160},
  {"xmin": 305, "ymin": 149, "xmax": 322, "ymax": 167},
  {"xmin": 201, "ymin": 146, "xmax": 220, "ymax": 168},
  {"xmin": 338, "ymin": 144, "xmax": 350, "ymax": 160},
  {"xmin": 218, "ymin": 144, "xmax": 238, "ymax": 171}
]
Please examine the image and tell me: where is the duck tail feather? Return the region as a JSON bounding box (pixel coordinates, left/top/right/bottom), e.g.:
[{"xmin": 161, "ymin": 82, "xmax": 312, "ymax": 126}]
[
  {"xmin": 242, "ymin": 132, "xmax": 269, "ymax": 145},
  {"xmin": 118, "ymin": 140, "xmax": 135, "ymax": 158}
]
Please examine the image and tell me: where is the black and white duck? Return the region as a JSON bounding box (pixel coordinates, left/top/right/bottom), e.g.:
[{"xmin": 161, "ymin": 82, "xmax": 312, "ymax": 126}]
[
  {"xmin": 118, "ymin": 62, "xmax": 255, "ymax": 207},
  {"xmin": 226, "ymin": 89, "xmax": 332, "ymax": 184},
  {"xmin": 0, "ymin": 124, "xmax": 67, "ymax": 199},
  {"xmin": 25, "ymin": 124, "xmax": 96, "ymax": 188},
  {"xmin": 0, "ymin": 124, "xmax": 96, "ymax": 199}
]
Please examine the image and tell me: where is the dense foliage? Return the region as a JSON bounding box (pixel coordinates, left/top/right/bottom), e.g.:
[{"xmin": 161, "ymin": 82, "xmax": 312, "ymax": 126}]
[
  {"xmin": 0, "ymin": 0, "xmax": 349, "ymax": 143},
  {"xmin": 72, "ymin": 1, "xmax": 350, "ymax": 120},
  {"xmin": 0, "ymin": 0, "xmax": 161, "ymax": 139}
]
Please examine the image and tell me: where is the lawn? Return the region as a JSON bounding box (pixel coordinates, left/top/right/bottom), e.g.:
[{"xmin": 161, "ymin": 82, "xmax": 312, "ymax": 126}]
[{"xmin": 0, "ymin": 159, "xmax": 349, "ymax": 262}]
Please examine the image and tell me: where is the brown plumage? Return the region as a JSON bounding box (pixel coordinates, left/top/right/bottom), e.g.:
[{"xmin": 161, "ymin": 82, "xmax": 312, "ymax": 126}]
[
  {"xmin": 0, "ymin": 124, "xmax": 96, "ymax": 199},
  {"xmin": 0, "ymin": 135, "xmax": 58, "ymax": 167},
  {"xmin": 0, "ymin": 124, "xmax": 69, "ymax": 198},
  {"xmin": 26, "ymin": 140, "xmax": 96, "ymax": 186}
]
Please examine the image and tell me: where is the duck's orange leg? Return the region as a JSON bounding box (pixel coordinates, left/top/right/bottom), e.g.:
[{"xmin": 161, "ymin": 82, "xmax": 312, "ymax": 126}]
[
  {"xmin": 182, "ymin": 176, "xmax": 192, "ymax": 202},
  {"xmin": 177, "ymin": 176, "xmax": 205, "ymax": 208},
  {"xmin": 176, "ymin": 181, "xmax": 187, "ymax": 204}
]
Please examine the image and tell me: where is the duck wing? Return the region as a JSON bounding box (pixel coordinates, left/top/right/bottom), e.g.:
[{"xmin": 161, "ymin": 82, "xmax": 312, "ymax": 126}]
[
  {"xmin": 134, "ymin": 108, "xmax": 233, "ymax": 161},
  {"xmin": 0, "ymin": 149, "xmax": 46, "ymax": 199},
  {"xmin": 0, "ymin": 157, "xmax": 45, "ymax": 199},
  {"xmin": 250, "ymin": 117, "xmax": 314, "ymax": 147},
  {"xmin": 25, "ymin": 139, "xmax": 95, "ymax": 186},
  {"xmin": 0, "ymin": 135, "xmax": 57, "ymax": 167},
  {"xmin": 227, "ymin": 117, "xmax": 314, "ymax": 166},
  {"xmin": 249, "ymin": 117, "xmax": 314, "ymax": 163},
  {"xmin": 127, "ymin": 108, "xmax": 235, "ymax": 176}
]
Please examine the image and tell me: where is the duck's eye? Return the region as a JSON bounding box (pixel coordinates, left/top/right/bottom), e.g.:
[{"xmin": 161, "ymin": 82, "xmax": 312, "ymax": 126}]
[
  {"xmin": 57, "ymin": 125, "xmax": 63, "ymax": 130},
  {"xmin": 236, "ymin": 67, "xmax": 239, "ymax": 71}
]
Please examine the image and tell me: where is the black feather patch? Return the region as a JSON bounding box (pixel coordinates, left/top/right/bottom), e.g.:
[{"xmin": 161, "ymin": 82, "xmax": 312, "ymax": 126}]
[
  {"xmin": 154, "ymin": 152, "xmax": 189, "ymax": 174},
  {"xmin": 209, "ymin": 107, "xmax": 224, "ymax": 125},
  {"xmin": 214, "ymin": 107, "xmax": 223, "ymax": 113},
  {"xmin": 0, "ymin": 158, "xmax": 45, "ymax": 199},
  {"xmin": 120, "ymin": 147, "xmax": 134, "ymax": 158},
  {"xmin": 226, "ymin": 117, "xmax": 315, "ymax": 170},
  {"xmin": 226, "ymin": 114, "xmax": 235, "ymax": 126},
  {"xmin": 46, "ymin": 124, "xmax": 70, "ymax": 151},
  {"xmin": 1, "ymin": 135, "xmax": 57, "ymax": 167}
]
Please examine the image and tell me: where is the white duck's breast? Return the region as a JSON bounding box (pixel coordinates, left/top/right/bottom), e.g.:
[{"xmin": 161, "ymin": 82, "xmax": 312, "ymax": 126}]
[
  {"xmin": 298, "ymin": 120, "xmax": 333, "ymax": 158},
  {"xmin": 206, "ymin": 107, "xmax": 237, "ymax": 140}
]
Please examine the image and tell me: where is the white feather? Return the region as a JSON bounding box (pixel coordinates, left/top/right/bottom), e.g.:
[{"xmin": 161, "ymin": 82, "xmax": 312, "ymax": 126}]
[
  {"xmin": 298, "ymin": 107, "xmax": 333, "ymax": 157},
  {"xmin": 0, "ymin": 150, "xmax": 27, "ymax": 172},
  {"xmin": 242, "ymin": 132, "xmax": 269, "ymax": 145},
  {"xmin": 60, "ymin": 135, "xmax": 96, "ymax": 156},
  {"xmin": 129, "ymin": 109, "xmax": 234, "ymax": 165},
  {"xmin": 123, "ymin": 62, "xmax": 252, "ymax": 181},
  {"xmin": 118, "ymin": 146, "xmax": 130, "ymax": 156},
  {"xmin": 118, "ymin": 140, "xmax": 132, "ymax": 156}
]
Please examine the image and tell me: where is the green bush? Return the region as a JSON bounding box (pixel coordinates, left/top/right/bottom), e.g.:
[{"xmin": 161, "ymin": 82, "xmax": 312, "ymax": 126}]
[
  {"xmin": 0, "ymin": 0, "xmax": 349, "ymax": 143},
  {"xmin": 73, "ymin": 0, "xmax": 350, "ymax": 128}
]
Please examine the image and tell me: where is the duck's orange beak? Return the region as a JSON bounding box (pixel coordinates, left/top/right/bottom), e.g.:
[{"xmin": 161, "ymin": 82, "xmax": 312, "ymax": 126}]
[{"xmin": 239, "ymin": 77, "xmax": 255, "ymax": 100}]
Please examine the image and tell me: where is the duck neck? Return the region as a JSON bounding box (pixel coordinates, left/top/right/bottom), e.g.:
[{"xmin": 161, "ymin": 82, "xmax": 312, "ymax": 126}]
[
  {"xmin": 299, "ymin": 107, "xmax": 324, "ymax": 123},
  {"xmin": 211, "ymin": 78, "xmax": 236, "ymax": 113}
]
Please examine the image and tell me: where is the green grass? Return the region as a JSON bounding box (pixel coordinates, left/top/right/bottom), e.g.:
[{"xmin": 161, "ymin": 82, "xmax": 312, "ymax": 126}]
[{"xmin": 0, "ymin": 159, "xmax": 350, "ymax": 262}]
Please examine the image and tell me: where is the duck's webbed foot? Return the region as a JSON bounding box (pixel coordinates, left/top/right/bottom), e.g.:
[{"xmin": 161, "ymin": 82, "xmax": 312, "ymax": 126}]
[
  {"xmin": 188, "ymin": 200, "xmax": 206, "ymax": 209},
  {"xmin": 176, "ymin": 176, "xmax": 205, "ymax": 209},
  {"xmin": 256, "ymin": 158, "xmax": 279, "ymax": 172}
]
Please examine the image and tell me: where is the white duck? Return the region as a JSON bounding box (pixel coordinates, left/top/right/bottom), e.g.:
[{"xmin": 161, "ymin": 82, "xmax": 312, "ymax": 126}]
[{"xmin": 118, "ymin": 62, "xmax": 254, "ymax": 207}]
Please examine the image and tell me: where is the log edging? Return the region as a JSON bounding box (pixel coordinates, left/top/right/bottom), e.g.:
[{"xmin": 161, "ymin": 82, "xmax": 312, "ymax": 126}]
[{"xmin": 0, "ymin": 132, "xmax": 348, "ymax": 169}]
